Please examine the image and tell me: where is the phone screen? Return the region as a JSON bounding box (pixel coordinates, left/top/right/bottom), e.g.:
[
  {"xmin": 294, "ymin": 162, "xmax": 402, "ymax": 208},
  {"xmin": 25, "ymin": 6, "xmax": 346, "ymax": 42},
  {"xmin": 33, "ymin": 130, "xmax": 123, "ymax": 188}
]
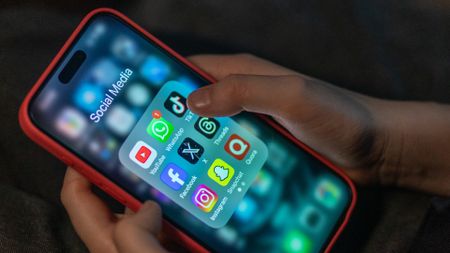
[{"xmin": 29, "ymin": 13, "xmax": 352, "ymax": 253}]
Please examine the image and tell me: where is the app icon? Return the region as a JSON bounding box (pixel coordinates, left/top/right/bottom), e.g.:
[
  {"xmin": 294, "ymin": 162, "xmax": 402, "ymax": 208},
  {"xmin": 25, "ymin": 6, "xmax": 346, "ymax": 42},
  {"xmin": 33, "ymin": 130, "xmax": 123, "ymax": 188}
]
[
  {"xmin": 85, "ymin": 22, "xmax": 105, "ymax": 47},
  {"xmin": 147, "ymin": 116, "xmax": 174, "ymax": 143},
  {"xmin": 88, "ymin": 132, "xmax": 118, "ymax": 161},
  {"xmin": 129, "ymin": 141, "xmax": 157, "ymax": 169},
  {"xmin": 177, "ymin": 138, "xmax": 204, "ymax": 164},
  {"xmin": 91, "ymin": 59, "xmax": 120, "ymax": 85},
  {"xmin": 267, "ymin": 141, "xmax": 296, "ymax": 176},
  {"xmin": 250, "ymin": 170, "xmax": 273, "ymax": 197},
  {"xmin": 314, "ymin": 178, "xmax": 341, "ymax": 209},
  {"xmin": 112, "ymin": 35, "xmax": 139, "ymax": 63},
  {"xmin": 105, "ymin": 105, "xmax": 136, "ymax": 136},
  {"xmin": 195, "ymin": 117, "xmax": 220, "ymax": 139},
  {"xmin": 55, "ymin": 107, "xmax": 87, "ymax": 139},
  {"xmin": 224, "ymin": 134, "xmax": 250, "ymax": 160},
  {"xmin": 140, "ymin": 55, "xmax": 170, "ymax": 85},
  {"xmin": 208, "ymin": 158, "xmax": 235, "ymax": 186},
  {"xmin": 192, "ymin": 184, "xmax": 218, "ymax": 212},
  {"xmin": 272, "ymin": 202, "xmax": 291, "ymax": 228},
  {"xmin": 299, "ymin": 205, "xmax": 325, "ymax": 233},
  {"xmin": 160, "ymin": 163, "xmax": 188, "ymax": 191},
  {"xmin": 164, "ymin": 91, "xmax": 187, "ymax": 117},
  {"xmin": 73, "ymin": 82, "xmax": 103, "ymax": 113},
  {"xmin": 37, "ymin": 89, "xmax": 56, "ymax": 111},
  {"xmin": 282, "ymin": 230, "xmax": 313, "ymax": 253},
  {"xmin": 234, "ymin": 196, "xmax": 257, "ymax": 222},
  {"xmin": 216, "ymin": 226, "xmax": 238, "ymax": 245},
  {"xmin": 126, "ymin": 83, "xmax": 151, "ymax": 107}
]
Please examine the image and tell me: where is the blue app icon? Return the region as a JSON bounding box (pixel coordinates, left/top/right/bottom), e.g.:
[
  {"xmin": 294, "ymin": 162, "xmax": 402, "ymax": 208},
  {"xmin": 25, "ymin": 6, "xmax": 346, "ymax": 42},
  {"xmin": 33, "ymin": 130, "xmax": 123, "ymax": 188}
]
[
  {"xmin": 234, "ymin": 196, "xmax": 257, "ymax": 222},
  {"xmin": 73, "ymin": 82, "xmax": 103, "ymax": 113},
  {"xmin": 88, "ymin": 132, "xmax": 118, "ymax": 162},
  {"xmin": 140, "ymin": 55, "xmax": 170, "ymax": 85},
  {"xmin": 112, "ymin": 35, "xmax": 139, "ymax": 63},
  {"xmin": 160, "ymin": 163, "xmax": 188, "ymax": 191},
  {"xmin": 91, "ymin": 59, "xmax": 120, "ymax": 85},
  {"xmin": 250, "ymin": 170, "xmax": 273, "ymax": 197}
]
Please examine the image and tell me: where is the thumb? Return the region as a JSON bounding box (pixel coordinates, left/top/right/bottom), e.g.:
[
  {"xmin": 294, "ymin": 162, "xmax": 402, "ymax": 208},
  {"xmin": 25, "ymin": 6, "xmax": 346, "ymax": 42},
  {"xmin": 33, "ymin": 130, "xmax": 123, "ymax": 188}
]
[
  {"xmin": 187, "ymin": 74, "xmax": 376, "ymax": 168},
  {"xmin": 187, "ymin": 74, "xmax": 307, "ymax": 118},
  {"xmin": 114, "ymin": 201, "xmax": 167, "ymax": 253}
]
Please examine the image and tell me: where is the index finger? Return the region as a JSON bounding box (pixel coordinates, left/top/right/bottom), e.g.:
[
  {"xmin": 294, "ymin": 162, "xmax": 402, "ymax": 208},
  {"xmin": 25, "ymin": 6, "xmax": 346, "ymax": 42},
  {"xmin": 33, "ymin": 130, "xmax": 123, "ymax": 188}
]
[{"xmin": 187, "ymin": 54, "xmax": 298, "ymax": 79}]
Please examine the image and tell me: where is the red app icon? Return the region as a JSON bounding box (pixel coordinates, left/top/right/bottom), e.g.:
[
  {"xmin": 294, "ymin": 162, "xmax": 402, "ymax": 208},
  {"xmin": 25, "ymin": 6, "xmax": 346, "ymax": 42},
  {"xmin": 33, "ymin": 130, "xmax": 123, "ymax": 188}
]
[
  {"xmin": 224, "ymin": 134, "xmax": 250, "ymax": 160},
  {"xmin": 129, "ymin": 141, "xmax": 158, "ymax": 169},
  {"xmin": 135, "ymin": 146, "xmax": 151, "ymax": 163}
]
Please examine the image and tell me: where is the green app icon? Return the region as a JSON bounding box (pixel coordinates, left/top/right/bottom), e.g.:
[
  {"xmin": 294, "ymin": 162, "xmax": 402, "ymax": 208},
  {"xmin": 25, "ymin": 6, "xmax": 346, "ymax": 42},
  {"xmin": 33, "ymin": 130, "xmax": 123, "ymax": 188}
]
[
  {"xmin": 147, "ymin": 116, "xmax": 174, "ymax": 142},
  {"xmin": 282, "ymin": 230, "xmax": 312, "ymax": 253}
]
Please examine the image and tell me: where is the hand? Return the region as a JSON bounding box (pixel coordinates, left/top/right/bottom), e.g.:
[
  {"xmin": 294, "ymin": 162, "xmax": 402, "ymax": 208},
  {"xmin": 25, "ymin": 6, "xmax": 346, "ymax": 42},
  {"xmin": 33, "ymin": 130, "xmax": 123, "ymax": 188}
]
[
  {"xmin": 187, "ymin": 54, "xmax": 389, "ymax": 184},
  {"xmin": 187, "ymin": 54, "xmax": 450, "ymax": 195},
  {"xmin": 61, "ymin": 167, "xmax": 169, "ymax": 253},
  {"xmin": 61, "ymin": 54, "xmax": 450, "ymax": 253}
]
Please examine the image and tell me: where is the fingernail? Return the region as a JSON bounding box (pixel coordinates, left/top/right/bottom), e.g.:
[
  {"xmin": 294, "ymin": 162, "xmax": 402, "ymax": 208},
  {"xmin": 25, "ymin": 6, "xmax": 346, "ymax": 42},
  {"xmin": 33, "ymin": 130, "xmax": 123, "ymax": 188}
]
[{"xmin": 189, "ymin": 88, "xmax": 211, "ymax": 109}]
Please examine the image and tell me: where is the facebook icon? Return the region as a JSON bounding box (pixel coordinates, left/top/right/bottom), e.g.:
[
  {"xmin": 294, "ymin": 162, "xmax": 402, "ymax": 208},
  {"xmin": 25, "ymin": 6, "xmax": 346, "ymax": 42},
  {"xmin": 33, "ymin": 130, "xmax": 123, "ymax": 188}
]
[{"xmin": 160, "ymin": 163, "xmax": 188, "ymax": 191}]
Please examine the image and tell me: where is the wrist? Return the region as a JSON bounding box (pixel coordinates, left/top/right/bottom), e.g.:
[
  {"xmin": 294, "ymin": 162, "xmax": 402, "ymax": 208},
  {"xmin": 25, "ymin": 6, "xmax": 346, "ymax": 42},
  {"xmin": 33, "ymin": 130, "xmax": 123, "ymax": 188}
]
[{"xmin": 375, "ymin": 101, "xmax": 450, "ymax": 195}]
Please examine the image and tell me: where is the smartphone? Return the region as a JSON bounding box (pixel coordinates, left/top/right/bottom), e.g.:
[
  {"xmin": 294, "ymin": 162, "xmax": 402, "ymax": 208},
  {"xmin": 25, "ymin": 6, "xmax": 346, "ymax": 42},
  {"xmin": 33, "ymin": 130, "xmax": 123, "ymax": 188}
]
[{"xmin": 19, "ymin": 8, "xmax": 356, "ymax": 253}]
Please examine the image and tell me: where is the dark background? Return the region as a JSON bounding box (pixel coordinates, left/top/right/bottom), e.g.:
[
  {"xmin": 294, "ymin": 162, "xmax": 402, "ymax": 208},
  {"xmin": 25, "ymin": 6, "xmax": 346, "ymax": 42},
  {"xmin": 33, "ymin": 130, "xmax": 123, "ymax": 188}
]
[{"xmin": 0, "ymin": 1, "xmax": 449, "ymax": 252}]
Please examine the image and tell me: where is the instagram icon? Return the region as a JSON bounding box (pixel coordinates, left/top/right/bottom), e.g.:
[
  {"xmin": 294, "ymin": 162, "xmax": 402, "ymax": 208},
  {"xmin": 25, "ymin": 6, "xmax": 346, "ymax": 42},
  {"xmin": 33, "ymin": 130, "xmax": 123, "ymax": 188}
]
[{"xmin": 192, "ymin": 185, "xmax": 218, "ymax": 213}]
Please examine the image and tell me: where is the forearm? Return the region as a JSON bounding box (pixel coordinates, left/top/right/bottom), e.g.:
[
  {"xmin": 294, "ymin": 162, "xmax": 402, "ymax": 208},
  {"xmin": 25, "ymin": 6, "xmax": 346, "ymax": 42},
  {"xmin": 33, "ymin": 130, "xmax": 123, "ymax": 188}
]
[{"xmin": 378, "ymin": 101, "xmax": 450, "ymax": 196}]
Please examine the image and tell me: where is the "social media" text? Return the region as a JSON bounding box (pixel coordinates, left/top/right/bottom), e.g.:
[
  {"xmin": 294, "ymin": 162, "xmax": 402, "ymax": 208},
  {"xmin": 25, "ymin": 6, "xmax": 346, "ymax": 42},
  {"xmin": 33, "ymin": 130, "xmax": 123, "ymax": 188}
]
[{"xmin": 89, "ymin": 68, "xmax": 133, "ymax": 123}]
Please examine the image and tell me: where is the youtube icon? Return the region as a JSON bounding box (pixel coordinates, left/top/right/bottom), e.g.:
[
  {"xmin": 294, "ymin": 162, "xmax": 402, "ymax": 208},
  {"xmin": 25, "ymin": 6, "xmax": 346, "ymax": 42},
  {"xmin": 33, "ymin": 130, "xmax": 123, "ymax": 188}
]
[
  {"xmin": 135, "ymin": 146, "xmax": 151, "ymax": 163},
  {"xmin": 129, "ymin": 141, "xmax": 157, "ymax": 169}
]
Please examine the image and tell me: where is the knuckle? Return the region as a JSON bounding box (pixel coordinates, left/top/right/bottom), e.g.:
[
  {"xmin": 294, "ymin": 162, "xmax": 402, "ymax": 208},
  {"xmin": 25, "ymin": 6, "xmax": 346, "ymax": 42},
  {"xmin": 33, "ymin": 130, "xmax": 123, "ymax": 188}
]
[
  {"xmin": 60, "ymin": 191, "xmax": 67, "ymax": 207},
  {"xmin": 281, "ymin": 75, "xmax": 308, "ymax": 96},
  {"xmin": 60, "ymin": 184, "xmax": 71, "ymax": 207},
  {"xmin": 285, "ymin": 75, "xmax": 307, "ymax": 88},
  {"xmin": 60, "ymin": 179, "xmax": 85, "ymax": 208},
  {"xmin": 225, "ymin": 75, "xmax": 251, "ymax": 101},
  {"xmin": 277, "ymin": 75, "xmax": 309, "ymax": 116}
]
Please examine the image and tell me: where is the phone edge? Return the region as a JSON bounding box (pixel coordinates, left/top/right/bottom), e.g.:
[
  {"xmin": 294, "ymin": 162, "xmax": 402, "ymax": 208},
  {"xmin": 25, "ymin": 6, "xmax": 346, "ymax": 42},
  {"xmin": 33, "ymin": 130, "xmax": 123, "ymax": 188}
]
[{"xmin": 18, "ymin": 7, "xmax": 357, "ymax": 253}]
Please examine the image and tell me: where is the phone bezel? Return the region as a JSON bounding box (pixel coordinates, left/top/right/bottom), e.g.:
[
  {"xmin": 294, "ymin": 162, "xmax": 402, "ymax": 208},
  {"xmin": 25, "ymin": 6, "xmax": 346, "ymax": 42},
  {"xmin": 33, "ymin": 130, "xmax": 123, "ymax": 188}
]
[{"xmin": 19, "ymin": 8, "xmax": 357, "ymax": 253}]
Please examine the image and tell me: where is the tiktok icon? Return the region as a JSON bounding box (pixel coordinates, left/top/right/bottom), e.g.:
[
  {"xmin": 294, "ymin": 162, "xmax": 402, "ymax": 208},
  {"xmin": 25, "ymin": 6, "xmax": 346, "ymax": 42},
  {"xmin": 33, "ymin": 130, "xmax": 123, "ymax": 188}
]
[
  {"xmin": 160, "ymin": 163, "xmax": 188, "ymax": 191},
  {"xmin": 164, "ymin": 91, "xmax": 187, "ymax": 117}
]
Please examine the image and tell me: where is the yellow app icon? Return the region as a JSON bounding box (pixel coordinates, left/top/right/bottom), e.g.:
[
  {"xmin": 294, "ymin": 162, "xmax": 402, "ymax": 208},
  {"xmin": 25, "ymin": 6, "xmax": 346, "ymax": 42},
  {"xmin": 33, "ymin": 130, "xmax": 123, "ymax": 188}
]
[{"xmin": 208, "ymin": 159, "xmax": 235, "ymax": 186}]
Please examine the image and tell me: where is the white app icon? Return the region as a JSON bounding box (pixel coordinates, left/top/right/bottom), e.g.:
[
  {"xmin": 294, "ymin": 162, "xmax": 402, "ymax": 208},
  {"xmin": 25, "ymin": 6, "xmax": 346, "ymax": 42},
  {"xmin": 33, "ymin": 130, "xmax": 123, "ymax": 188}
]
[
  {"xmin": 55, "ymin": 107, "xmax": 87, "ymax": 139},
  {"xmin": 106, "ymin": 105, "xmax": 136, "ymax": 136},
  {"xmin": 129, "ymin": 141, "xmax": 158, "ymax": 169}
]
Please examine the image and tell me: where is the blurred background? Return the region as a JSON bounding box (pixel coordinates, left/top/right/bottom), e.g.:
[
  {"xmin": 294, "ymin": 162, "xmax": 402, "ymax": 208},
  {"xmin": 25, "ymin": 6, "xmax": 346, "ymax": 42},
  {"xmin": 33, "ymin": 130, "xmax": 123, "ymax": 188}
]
[{"xmin": 0, "ymin": 1, "xmax": 449, "ymax": 252}]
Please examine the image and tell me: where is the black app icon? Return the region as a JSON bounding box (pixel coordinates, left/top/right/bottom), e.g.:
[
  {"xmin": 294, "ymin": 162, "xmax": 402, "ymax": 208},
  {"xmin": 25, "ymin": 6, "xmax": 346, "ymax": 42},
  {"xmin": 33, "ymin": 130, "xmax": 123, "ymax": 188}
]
[
  {"xmin": 164, "ymin": 91, "xmax": 187, "ymax": 117},
  {"xmin": 194, "ymin": 117, "xmax": 220, "ymax": 139},
  {"xmin": 177, "ymin": 138, "xmax": 204, "ymax": 164}
]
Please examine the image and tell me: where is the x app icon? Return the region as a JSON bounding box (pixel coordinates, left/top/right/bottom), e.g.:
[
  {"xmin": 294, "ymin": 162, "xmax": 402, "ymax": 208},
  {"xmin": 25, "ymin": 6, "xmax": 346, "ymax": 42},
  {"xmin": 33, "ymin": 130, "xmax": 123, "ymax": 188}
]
[{"xmin": 177, "ymin": 138, "xmax": 204, "ymax": 164}]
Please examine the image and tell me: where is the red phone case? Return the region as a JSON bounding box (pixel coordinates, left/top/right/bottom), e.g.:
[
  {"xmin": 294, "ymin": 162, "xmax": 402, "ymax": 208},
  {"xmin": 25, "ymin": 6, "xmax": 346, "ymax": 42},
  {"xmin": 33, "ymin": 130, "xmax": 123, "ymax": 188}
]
[{"xmin": 19, "ymin": 8, "xmax": 357, "ymax": 253}]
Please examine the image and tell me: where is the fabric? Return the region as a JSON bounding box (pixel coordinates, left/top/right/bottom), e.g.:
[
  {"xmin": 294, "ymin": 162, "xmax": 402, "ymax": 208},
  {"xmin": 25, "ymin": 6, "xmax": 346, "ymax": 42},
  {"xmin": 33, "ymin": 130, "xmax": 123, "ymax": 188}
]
[{"xmin": 409, "ymin": 197, "xmax": 450, "ymax": 253}]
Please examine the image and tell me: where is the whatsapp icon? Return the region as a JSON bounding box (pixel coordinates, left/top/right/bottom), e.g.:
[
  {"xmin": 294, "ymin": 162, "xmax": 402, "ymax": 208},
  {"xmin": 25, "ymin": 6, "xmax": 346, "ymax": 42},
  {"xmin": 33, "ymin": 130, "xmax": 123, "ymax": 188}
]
[{"xmin": 147, "ymin": 116, "xmax": 174, "ymax": 143}]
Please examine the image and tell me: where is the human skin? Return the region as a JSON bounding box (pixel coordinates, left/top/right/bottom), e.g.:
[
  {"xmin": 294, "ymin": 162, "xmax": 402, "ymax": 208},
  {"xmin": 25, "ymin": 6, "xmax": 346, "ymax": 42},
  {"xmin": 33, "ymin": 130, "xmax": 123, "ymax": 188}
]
[{"xmin": 61, "ymin": 54, "xmax": 450, "ymax": 253}]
